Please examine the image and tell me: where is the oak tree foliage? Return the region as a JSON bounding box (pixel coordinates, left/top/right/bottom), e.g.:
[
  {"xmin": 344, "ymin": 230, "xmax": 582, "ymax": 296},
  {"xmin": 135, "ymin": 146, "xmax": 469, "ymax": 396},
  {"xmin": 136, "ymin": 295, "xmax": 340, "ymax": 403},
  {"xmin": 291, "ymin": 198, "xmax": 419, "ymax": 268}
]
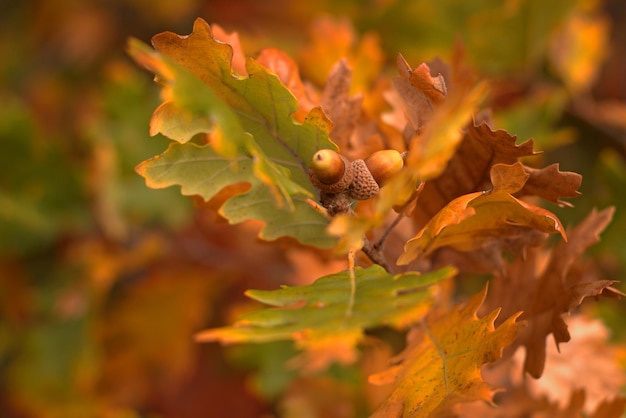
[{"xmin": 127, "ymin": 16, "xmax": 624, "ymax": 418}]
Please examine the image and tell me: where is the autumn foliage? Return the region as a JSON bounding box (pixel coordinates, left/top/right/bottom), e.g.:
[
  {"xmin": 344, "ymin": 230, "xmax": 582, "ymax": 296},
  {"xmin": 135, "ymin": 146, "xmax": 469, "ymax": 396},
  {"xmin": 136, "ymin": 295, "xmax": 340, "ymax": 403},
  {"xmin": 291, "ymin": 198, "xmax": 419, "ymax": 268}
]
[
  {"xmin": 125, "ymin": 14, "xmax": 624, "ymax": 417},
  {"xmin": 2, "ymin": 1, "xmax": 626, "ymax": 418}
]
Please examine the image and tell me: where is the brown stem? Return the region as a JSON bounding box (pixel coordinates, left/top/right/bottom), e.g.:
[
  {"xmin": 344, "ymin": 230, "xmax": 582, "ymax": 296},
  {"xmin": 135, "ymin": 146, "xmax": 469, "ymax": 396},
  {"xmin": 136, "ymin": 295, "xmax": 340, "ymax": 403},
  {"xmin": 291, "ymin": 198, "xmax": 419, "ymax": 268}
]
[
  {"xmin": 362, "ymin": 237, "xmax": 391, "ymax": 272},
  {"xmin": 375, "ymin": 211, "xmax": 406, "ymax": 250}
]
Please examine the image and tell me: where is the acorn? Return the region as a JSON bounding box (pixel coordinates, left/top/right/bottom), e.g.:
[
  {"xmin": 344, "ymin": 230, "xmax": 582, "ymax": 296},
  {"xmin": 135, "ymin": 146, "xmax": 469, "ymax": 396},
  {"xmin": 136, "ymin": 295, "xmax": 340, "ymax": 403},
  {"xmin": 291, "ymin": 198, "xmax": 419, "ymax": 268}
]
[
  {"xmin": 309, "ymin": 149, "xmax": 354, "ymax": 194},
  {"xmin": 364, "ymin": 149, "xmax": 404, "ymax": 187}
]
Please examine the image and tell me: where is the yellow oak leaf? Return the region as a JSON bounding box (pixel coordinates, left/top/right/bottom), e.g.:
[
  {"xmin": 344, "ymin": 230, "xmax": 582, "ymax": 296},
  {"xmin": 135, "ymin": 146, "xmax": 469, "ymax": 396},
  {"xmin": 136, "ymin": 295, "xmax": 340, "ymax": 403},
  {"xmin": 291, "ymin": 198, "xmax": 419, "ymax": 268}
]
[{"xmin": 369, "ymin": 286, "xmax": 521, "ymax": 417}]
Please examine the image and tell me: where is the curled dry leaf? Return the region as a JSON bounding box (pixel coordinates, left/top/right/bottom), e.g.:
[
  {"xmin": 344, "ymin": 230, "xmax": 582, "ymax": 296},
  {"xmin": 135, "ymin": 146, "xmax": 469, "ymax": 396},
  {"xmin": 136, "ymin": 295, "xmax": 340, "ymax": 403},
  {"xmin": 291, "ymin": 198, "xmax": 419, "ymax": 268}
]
[
  {"xmin": 398, "ymin": 162, "xmax": 566, "ymax": 266},
  {"xmin": 412, "ymin": 121, "xmax": 538, "ymax": 228}
]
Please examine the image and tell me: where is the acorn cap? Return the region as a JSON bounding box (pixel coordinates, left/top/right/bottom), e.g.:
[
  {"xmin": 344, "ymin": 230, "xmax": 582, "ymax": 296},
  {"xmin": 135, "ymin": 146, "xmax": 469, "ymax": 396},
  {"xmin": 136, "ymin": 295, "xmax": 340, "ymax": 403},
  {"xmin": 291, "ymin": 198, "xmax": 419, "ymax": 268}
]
[{"xmin": 349, "ymin": 159, "xmax": 380, "ymax": 200}]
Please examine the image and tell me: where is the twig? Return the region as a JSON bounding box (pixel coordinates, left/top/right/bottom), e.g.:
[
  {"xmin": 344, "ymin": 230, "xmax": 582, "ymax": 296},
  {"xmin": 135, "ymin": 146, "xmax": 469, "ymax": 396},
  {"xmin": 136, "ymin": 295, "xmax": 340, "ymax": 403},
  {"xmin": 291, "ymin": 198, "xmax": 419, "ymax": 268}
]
[
  {"xmin": 362, "ymin": 236, "xmax": 391, "ymax": 272},
  {"xmin": 375, "ymin": 210, "xmax": 406, "ymax": 250}
]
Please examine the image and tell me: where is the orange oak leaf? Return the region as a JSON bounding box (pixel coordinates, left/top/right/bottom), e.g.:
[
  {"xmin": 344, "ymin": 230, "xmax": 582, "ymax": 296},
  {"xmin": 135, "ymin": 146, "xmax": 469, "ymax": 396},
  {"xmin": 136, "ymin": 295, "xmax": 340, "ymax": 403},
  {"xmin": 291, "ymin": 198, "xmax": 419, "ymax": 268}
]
[
  {"xmin": 397, "ymin": 162, "xmax": 566, "ymax": 266},
  {"xmin": 211, "ymin": 24, "xmax": 247, "ymax": 76},
  {"xmin": 412, "ymin": 120, "xmax": 538, "ymax": 228},
  {"xmin": 485, "ymin": 207, "xmax": 622, "ymax": 378},
  {"xmin": 369, "ymin": 286, "xmax": 521, "ymax": 417}
]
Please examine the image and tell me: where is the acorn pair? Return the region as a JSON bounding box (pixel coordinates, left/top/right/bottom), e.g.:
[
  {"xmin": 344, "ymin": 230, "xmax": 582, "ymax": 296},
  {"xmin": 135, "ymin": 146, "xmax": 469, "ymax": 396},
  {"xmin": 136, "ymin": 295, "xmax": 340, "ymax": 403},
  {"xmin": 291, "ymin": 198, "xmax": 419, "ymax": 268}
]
[{"xmin": 309, "ymin": 149, "xmax": 404, "ymax": 202}]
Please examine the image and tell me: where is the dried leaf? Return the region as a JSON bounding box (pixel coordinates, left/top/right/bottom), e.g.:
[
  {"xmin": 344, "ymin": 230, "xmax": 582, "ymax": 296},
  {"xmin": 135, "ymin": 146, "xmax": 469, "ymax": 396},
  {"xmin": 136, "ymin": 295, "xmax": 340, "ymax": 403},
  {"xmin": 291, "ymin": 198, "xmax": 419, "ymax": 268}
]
[
  {"xmin": 398, "ymin": 163, "xmax": 566, "ymax": 266},
  {"xmin": 486, "ymin": 207, "xmax": 621, "ymax": 378},
  {"xmin": 196, "ymin": 265, "xmax": 456, "ymax": 372},
  {"xmin": 526, "ymin": 316, "xmax": 626, "ymax": 414},
  {"xmin": 405, "ymin": 81, "xmax": 487, "ymax": 182},
  {"xmin": 457, "ymin": 387, "xmax": 625, "ymax": 418},
  {"xmin": 369, "ymin": 287, "xmax": 521, "ymax": 417},
  {"xmin": 389, "ymin": 55, "xmax": 447, "ymax": 136},
  {"xmin": 413, "ymin": 121, "xmax": 538, "ymax": 227},
  {"xmin": 460, "ymin": 315, "xmax": 626, "ymax": 417},
  {"xmin": 518, "ymin": 164, "xmax": 582, "ymax": 207},
  {"xmin": 319, "ymin": 59, "xmax": 365, "ymax": 151}
]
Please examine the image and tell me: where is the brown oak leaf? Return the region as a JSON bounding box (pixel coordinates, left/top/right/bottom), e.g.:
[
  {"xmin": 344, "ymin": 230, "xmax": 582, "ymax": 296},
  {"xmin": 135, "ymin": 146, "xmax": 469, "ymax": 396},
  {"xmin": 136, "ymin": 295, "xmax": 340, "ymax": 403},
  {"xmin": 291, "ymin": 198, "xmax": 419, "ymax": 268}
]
[
  {"xmin": 383, "ymin": 55, "xmax": 447, "ymax": 137},
  {"xmin": 413, "ymin": 121, "xmax": 538, "ymax": 228},
  {"xmin": 398, "ymin": 163, "xmax": 566, "ymax": 266},
  {"xmin": 485, "ymin": 207, "xmax": 622, "ymax": 378},
  {"xmin": 517, "ymin": 164, "xmax": 582, "ymax": 207},
  {"xmin": 319, "ymin": 59, "xmax": 382, "ymax": 159},
  {"xmin": 458, "ymin": 315, "xmax": 626, "ymax": 417}
]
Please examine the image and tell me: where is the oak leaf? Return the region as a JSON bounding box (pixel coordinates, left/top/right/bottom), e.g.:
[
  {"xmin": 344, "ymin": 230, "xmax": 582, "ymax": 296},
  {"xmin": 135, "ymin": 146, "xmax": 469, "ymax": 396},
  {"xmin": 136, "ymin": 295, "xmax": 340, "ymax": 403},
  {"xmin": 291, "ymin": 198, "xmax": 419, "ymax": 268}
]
[
  {"xmin": 486, "ymin": 207, "xmax": 622, "ymax": 378},
  {"xmin": 398, "ymin": 162, "xmax": 566, "ymax": 265},
  {"xmin": 255, "ymin": 47, "xmax": 318, "ymax": 122},
  {"xmin": 457, "ymin": 387, "xmax": 626, "ymax": 418},
  {"xmin": 137, "ymin": 143, "xmax": 335, "ymax": 247},
  {"xmin": 318, "ymin": 59, "xmax": 375, "ymax": 158},
  {"xmin": 412, "ymin": 121, "xmax": 538, "ymax": 227},
  {"xmin": 195, "ymin": 265, "xmax": 456, "ymax": 373},
  {"xmin": 526, "ymin": 316, "xmax": 626, "ymax": 414},
  {"xmin": 387, "ymin": 55, "xmax": 447, "ymax": 136},
  {"xmin": 517, "ymin": 164, "xmax": 582, "ymax": 207},
  {"xmin": 128, "ymin": 19, "xmax": 338, "ymax": 247},
  {"xmin": 460, "ymin": 315, "xmax": 626, "ymax": 417},
  {"xmin": 369, "ymin": 286, "xmax": 521, "ymax": 417}
]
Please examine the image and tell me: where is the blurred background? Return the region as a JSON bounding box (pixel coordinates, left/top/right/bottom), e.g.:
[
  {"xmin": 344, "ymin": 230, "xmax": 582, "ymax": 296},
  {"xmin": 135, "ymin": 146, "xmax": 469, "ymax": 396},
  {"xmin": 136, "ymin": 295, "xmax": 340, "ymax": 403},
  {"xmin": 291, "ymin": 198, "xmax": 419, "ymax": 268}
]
[{"xmin": 1, "ymin": 0, "xmax": 625, "ymax": 417}]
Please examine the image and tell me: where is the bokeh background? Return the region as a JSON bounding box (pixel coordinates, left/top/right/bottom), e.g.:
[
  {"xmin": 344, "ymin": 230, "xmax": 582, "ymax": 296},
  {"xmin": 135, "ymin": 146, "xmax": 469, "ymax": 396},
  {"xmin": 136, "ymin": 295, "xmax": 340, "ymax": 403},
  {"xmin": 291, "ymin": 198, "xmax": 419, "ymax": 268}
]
[{"xmin": 1, "ymin": 0, "xmax": 625, "ymax": 417}]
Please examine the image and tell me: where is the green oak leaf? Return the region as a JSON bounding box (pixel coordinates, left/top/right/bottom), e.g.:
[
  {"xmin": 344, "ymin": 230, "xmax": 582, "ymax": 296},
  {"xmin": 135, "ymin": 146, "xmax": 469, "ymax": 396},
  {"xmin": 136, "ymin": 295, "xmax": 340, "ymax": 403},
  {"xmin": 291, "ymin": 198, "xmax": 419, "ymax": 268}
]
[
  {"xmin": 196, "ymin": 265, "xmax": 457, "ymax": 372},
  {"xmin": 128, "ymin": 18, "xmax": 337, "ymax": 247}
]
